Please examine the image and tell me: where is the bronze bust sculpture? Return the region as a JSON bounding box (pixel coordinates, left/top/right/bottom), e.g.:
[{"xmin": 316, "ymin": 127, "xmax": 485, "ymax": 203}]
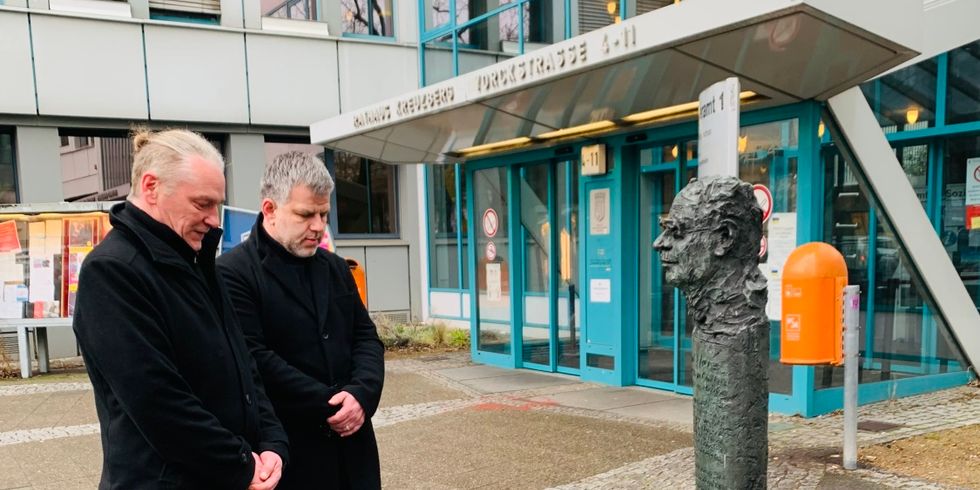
[{"xmin": 654, "ymin": 176, "xmax": 769, "ymax": 489}]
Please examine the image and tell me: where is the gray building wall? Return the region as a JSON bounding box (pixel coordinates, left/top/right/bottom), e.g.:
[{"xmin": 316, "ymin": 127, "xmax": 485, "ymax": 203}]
[{"xmin": 0, "ymin": 0, "xmax": 426, "ymax": 359}]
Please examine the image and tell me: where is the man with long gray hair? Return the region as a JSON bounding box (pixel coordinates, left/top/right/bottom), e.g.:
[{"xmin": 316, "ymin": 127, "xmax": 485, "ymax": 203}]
[
  {"xmin": 218, "ymin": 151, "xmax": 385, "ymax": 488},
  {"xmin": 73, "ymin": 128, "xmax": 288, "ymax": 489}
]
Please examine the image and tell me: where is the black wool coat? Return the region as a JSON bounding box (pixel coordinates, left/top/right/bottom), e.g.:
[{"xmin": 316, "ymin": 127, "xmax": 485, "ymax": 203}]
[
  {"xmin": 217, "ymin": 216, "xmax": 385, "ymax": 490},
  {"xmin": 73, "ymin": 202, "xmax": 289, "ymax": 490}
]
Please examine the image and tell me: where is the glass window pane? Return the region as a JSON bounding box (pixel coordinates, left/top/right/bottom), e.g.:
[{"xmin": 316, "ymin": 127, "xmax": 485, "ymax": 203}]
[
  {"xmin": 368, "ymin": 160, "xmax": 396, "ymax": 234},
  {"xmin": 946, "ymin": 40, "xmax": 980, "ymax": 126},
  {"xmin": 475, "ymin": 167, "xmax": 511, "ymax": 354},
  {"xmin": 817, "ymin": 146, "xmax": 970, "ymax": 390},
  {"xmin": 636, "ymin": 0, "xmax": 673, "ymax": 16},
  {"xmin": 578, "ymin": 0, "xmax": 620, "ymax": 34},
  {"xmin": 342, "ymin": 0, "xmax": 394, "ymax": 36},
  {"xmin": 895, "ymin": 143, "xmax": 929, "ymax": 209},
  {"xmin": 423, "ymin": 34, "xmax": 456, "ymax": 85},
  {"xmin": 263, "ymin": 0, "xmax": 316, "ymax": 20},
  {"xmin": 335, "ymin": 151, "xmax": 369, "ymax": 234},
  {"xmin": 460, "ymin": 168, "xmax": 470, "ymax": 288},
  {"xmin": 427, "ymin": 165, "xmax": 460, "ymax": 289},
  {"xmin": 861, "ymin": 58, "xmax": 937, "ymax": 132},
  {"xmin": 738, "ymin": 119, "xmax": 798, "ymax": 395},
  {"xmin": 0, "ymin": 130, "xmax": 17, "ymax": 204},
  {"xmin": 520, "ymin": 164, "xmax": 549, "ymax": 365},
  {"xmin": 942, "ymin": 134, "xmax": 980, "ymax": 310},
  {"xmin": 638, "ymin": 170, "xmax": 677, "ymax": 383},
  {"xmin": 60, "ymin": 132, "xmax": 133, "ymax": 202}
]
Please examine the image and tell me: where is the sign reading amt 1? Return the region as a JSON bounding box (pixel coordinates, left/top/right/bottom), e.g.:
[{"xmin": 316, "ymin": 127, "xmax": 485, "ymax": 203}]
[{"xmin": 698, "ymin": 77, "xmax": 741, "ymax": 179}]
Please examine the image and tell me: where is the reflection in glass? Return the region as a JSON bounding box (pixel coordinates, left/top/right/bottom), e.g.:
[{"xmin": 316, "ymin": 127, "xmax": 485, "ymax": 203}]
[
  {"xmin": 946, "ymin": 40, "xmax": 980, "ymax": 126},
  {"xmin": 636, "ymin": 0, "xmax": 673, "ymax": 16},
  {"xmin": 638, "ymin": 170, "xmax": 676, "ymax": 383},
  {"xmin": 427, "ymin": 165, "xmax": 460, "ymax": 289},
  {"xmin": 894, "ymin": 144, "xmax": 929, "ymax": 208},
  {"xmin": 61, "ymin": 134, "xmax": 133, "ymax": 202},
  {"xmin": 521, "ymin": 164, "xmax": 550, "ymax": 365},
  {"xmin": 341, "ymin": 0, "xmax": 394, "ymax": 36},
  {"xmin": 0, "ymin": 131, "xmax": 14, "ymax": 204},
  {"xmin": 334, "ymin": 151, "xmax": 397, "ymax": 235},
  {"xmin": 578, "ymin": 0, "xmax": 620, "ymax": 34},
  {"xmin": 738, "ymin": 119, "xmax": 798, "ymax": 394},
  {"xmin": 817, "ymin": 147, "xmax": 969, "ymax": 389},
  {"xmin": 262, "ymin": 0, "xmax": 316, "ymax": 20},
  {"xmin": 475, "ymin": 167, "xmax": 511, "ymax": 354},
  {"xmin": 942, "ymin": 134, "xmax": 980, "ymax": 310},
  {"xmin": 556, "ymin": 161, "xmax": 580, "ymax": 369},
  {"xmin": 861, "ymin": 57, "xmax": 937, "ymax": 131}
]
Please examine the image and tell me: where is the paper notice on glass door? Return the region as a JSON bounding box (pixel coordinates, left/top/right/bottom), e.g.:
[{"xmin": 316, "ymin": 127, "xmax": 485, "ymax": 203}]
[
  {"xmin": 966, "ymin": 157, "xmax": 980, "ymax": 229},
  {"xmin": 762, "ymin": 212, "xmax": 797, "ymax": 320},
  {"xmin": 486, "ymin": 263, "xmax": 502, "ymax": 302}
]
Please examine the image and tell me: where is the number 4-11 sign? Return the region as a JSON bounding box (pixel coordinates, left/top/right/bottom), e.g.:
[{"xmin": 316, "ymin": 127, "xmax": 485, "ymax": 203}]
[{"xmin": 698, "ymin": 77, "xmax": 741, "ymax": 179}]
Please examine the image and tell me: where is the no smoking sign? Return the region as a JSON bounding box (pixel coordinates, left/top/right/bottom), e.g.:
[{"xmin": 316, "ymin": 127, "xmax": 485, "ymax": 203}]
[
  {"xmin": 753, "ymin": 184, "xmax": 773, "ymax": 223},
  {"xmin": 482, "ymin": 208, "xmax": 499, "ymax": 238}
]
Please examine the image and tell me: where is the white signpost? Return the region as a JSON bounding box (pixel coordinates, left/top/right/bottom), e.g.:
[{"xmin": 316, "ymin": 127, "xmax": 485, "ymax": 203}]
[{"xmin": 698, "ymin": 77, "xmax": 741, "ymax": 179}]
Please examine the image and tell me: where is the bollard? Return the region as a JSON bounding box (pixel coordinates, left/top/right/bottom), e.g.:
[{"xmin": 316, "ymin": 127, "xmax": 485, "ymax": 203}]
[{"xmin": 842, "ymin": 285, "xmax": 860, "ymax": 470}]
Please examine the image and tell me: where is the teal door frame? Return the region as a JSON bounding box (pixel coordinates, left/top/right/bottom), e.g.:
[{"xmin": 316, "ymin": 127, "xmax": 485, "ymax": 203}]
[{"xmin": 467, "ymin": 149, "xmax": 584, "ymax": 372}]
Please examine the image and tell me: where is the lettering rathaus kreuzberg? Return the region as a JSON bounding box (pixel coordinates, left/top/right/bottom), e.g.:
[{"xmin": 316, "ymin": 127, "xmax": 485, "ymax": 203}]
[{"xmin": 352, "ymin": 86, "xmax": 456, "ymax": 129}]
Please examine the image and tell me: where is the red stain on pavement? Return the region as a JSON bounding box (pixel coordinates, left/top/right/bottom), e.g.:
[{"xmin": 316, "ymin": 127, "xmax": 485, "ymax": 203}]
[{"xmin": 470, "ymin": 398, "xmax": 559, "ymax": 411}]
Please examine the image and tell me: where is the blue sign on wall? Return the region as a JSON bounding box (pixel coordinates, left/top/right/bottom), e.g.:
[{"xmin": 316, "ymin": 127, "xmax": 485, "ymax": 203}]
[{"xmin": 220, "ymin": 206, "xmax": 258, "ymax": 254}]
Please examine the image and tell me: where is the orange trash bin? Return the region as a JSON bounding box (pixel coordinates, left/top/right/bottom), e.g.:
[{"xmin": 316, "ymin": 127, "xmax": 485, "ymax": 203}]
[
  {"xmin": 780, "ymin": 242, "xmax": 848, "ymax": 365},
  {"xmin": 346, "ymin": 258, "xmax": 368, "ymax": 307}
]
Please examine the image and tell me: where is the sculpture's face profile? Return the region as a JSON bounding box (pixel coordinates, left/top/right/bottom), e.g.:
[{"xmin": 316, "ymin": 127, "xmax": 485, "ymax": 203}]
[
  {"xmin": 653, "ymin": 177, "xmax": 761, "ymax": 291},
  {"xmin": 653, "ymin": 194, "xmax": 716, "ymax": 288}
]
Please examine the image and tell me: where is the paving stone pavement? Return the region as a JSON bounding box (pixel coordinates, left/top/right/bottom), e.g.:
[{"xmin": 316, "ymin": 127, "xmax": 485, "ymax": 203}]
[
  {"xmin": 0, "ymin": 352, "xmax": 975, "ymax": 489},
  {"xmin": 0, "ymin": 424, "xmax": 100, "ymax": 447},
  {"xmin": 0, "ymin": 383, "xmax": 92, "ymax": 397}
]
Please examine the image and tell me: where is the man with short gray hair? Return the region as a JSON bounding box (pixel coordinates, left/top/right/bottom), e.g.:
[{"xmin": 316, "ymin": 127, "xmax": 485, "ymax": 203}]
[{"xmin": 218, "ymin": 151, "xmax": 385, "ymax": 489}]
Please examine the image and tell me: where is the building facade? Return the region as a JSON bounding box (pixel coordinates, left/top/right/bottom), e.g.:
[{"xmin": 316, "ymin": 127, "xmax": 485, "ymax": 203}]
[{"xmin": 314, "ymin": 0, "xmax": 980, "ymax": 416}]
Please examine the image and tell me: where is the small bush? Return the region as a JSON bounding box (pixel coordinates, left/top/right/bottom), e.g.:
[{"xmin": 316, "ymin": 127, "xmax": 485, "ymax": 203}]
[
  {"xmin": 0, "ymin": 343, "xmax": 16, "ymax": 379},
  {"xmin": 375, "ymin": 318, "xmax": 469, "ymax": 351},
  {"xmin": 448, "ymin": 328, "xmax": 469, "ymax": 348}
]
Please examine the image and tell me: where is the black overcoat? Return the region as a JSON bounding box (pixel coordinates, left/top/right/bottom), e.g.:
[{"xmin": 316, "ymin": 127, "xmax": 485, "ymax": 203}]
[
  {"xmin": 217, "ymin": 216, "xmax": 385, "ymax": 489},
  {"xmin": 73, "ymin": 203, "xmax": 289, "ymax": 490}
]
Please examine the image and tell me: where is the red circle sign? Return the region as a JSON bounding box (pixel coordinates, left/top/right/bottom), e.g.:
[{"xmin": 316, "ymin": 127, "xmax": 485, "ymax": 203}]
[
  {"xmin": 973, "ymin": 165, "xmax": 980, "ymax": 183},
  {"xmin": 753, "ymin": 184, "xmax": 773, "ymax": 223},
  {"xmin": 759, "ymin": 236, "xmax": 768, "ymax": 258},
  {"xmin": 482, "ymin": 208, "xmax": 499, "ymax": 238},
  {"xmin": 485, "ymin": 241, "xmax": 497, "ymax": 261}
]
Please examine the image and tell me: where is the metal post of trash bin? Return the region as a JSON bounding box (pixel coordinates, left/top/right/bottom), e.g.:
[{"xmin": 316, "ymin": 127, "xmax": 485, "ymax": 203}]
[{"xmin": 843, "ymin": 285, "xmax": 860, "ymax": 470}]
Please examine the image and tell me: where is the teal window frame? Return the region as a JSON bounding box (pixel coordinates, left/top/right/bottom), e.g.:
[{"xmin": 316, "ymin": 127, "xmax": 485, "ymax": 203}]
[
  {"xmin": 424, "ymin": 163, "xmax": 470, "ymax": 320},
  {"xmin": 418, "ymin": 0, "xmax": 572, "ymax": 87}
]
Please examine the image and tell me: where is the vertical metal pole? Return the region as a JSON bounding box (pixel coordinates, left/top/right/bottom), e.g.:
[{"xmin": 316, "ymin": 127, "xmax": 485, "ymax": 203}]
[
  {"xmin": 37, "ymin": 327, "xmax": 49, "ymax": 374},
  {"xmin": 17, "ymin": 326, "xmax": 31, "ymax": 379},
  {"xmin": 843, "ymin": 285, "xmax": 861, "ymax": 470}
]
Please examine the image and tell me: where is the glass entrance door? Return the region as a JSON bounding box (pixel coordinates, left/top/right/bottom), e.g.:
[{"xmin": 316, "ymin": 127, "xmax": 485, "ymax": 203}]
[
  {"xmin": 474, "ymin": 167, "xmax": 512, "ymax": 359},
  {"xmin": 519, "ymin": 160, "xmax": 580, "ymax": 373},
  {"xmin": 637, "ymin": 145, "xmax": 697, "ymax": 393}
]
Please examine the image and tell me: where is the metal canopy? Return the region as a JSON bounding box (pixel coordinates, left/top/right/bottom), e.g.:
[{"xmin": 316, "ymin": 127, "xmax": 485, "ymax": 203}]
[{"xmin": 310, "ymin": 0, "xmax": 922, "ymax": 165}]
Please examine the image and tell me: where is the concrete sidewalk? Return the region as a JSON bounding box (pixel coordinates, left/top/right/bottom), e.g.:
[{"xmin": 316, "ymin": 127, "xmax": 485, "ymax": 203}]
[{"xmin": 0, "ymin": 352, "xmax": 977, "ymax": 489}]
